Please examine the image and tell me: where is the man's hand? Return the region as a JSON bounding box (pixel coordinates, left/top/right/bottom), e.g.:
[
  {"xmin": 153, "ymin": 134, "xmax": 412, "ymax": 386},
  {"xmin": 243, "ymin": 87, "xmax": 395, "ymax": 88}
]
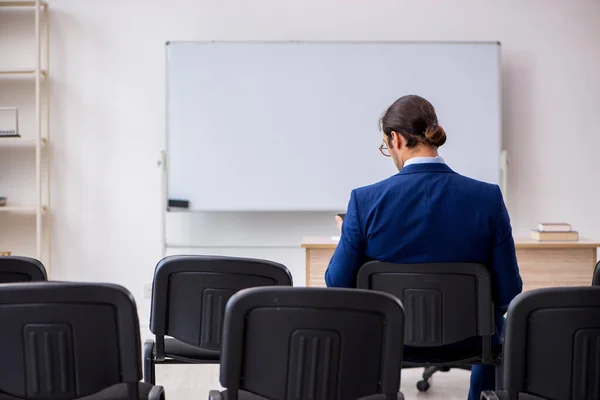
[{"xmin": 335, "ymin": 215, "xmax": 344, "ymax": 231}]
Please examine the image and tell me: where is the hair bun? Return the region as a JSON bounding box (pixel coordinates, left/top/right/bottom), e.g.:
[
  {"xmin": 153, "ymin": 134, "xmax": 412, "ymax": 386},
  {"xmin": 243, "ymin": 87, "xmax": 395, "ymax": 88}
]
[{"xmin": 424, "ymin": 125, "xmax": 446, "ymax": 147}]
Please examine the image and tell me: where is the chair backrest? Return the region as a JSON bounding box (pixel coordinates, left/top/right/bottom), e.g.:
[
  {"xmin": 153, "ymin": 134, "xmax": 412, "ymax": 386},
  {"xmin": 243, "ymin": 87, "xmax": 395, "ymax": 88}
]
[
  {"xmin": 502, "ymin": 287, "xmax": 600, "ymax": 400},
  {"xmin": 220, "ymin": 287, "xmax": 405, "ymax": 400},
  {"xmin": 149, "ymin": 255, "xmax": 293, "ymax": 352},
  {"xmin": 357, "ymin": 262, "xmax": 494, "ymax": 347},
  {"xmin": 0, "ymin": 282, "xmax": 143, "ymax": 400},
  {"xmin": 593, "ymin": 261, "xmax": 600, "ymax": 286},
  {"xmin": 0, "ymin": 257, "xmax": 47, "ymax": 283}
]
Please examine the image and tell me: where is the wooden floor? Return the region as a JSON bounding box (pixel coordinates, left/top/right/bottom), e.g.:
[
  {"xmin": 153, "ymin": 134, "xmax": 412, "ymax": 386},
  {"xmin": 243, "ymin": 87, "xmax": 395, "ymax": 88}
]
[{"xmin": 156, "ymin": 364, "xmax": 470, "ymax": 399}]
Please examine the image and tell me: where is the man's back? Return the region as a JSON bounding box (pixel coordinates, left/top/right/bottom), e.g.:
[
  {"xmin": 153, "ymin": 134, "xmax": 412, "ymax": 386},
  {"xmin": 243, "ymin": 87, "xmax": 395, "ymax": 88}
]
[
  {"xmin": 325, "ymin": 162, "xmax": 522, "ymax": 317},
  {"xmin": 343, "ymin": 94, "xmax": 522, "ymax": 400},
  {"xmin": 362, "ymin": 163, "xmax": 500, "ymax": 265}
]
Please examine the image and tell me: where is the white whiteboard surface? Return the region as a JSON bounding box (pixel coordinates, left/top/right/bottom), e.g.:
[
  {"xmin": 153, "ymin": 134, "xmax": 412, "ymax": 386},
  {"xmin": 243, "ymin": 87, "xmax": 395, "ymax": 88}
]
[{"xmin": 166, "ymin": 42, "xmax": 501, "ymax": 211}]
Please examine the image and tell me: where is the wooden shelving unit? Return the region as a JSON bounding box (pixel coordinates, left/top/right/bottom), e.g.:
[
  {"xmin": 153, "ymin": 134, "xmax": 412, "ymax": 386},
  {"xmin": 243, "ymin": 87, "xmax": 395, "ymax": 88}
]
[{"xmin": 0, "ymin": 0, "xmax": 50, "ymax": 269}]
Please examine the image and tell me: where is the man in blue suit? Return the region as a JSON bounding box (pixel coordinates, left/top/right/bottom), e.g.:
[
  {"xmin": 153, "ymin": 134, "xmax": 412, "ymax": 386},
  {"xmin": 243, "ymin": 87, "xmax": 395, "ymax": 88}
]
[{"xmin": 325, "ymin": 95, "xmax": 522, "ymax": 400}]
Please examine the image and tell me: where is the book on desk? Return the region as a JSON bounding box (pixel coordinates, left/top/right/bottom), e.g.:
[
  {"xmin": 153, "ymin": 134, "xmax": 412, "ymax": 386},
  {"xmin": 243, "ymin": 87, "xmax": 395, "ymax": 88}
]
[{"xmin": 532, "ymin": 222, "xmax": 578, "ymax": 241}]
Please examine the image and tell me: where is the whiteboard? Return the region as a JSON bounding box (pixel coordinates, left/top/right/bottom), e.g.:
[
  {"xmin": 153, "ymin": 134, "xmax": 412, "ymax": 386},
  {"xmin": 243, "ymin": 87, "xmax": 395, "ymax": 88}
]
[{"xmin": 166, "ymin": 42, "xmax": 501, "ymax": 211}]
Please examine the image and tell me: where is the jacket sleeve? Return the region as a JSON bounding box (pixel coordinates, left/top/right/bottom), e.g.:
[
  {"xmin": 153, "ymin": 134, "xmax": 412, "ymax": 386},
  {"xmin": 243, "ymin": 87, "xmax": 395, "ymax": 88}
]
[
  {"xmin": 325, "ymin": 190, "xmax": 367, "ymax": 288},
  {"xmin": 491, "ymin": 186, "xmax": 523, "ymax": 314}
]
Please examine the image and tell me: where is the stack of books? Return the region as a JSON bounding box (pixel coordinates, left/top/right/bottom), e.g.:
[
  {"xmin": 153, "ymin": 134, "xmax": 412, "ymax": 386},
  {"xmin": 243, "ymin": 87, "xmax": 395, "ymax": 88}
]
[{"xmin": 531, "ymin": 223, "xmax": 579, "ymax": 241}]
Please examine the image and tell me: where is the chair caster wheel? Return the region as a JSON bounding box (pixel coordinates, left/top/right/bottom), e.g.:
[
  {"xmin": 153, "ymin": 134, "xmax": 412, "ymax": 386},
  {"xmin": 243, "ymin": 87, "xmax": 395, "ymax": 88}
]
[{"xmin": 417, "ymin": 380, "xmax": 430, "ymax": 392}]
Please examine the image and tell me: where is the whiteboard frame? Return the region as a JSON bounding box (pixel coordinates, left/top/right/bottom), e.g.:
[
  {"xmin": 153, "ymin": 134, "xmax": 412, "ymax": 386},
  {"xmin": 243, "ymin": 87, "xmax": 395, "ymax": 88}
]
[{"xmin": 162, "ymin": 40, "xmax": 505, "ymax": 254}]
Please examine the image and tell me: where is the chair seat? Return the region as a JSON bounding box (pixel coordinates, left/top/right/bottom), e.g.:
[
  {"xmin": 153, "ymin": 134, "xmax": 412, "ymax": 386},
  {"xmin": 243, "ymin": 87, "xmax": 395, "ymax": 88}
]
[
  {"xmin": 481, "ymin": 391, "xmax": 550, "ymax": 400},
  {"xmin": 403, "ymin": 344, "xmax": 502, "ymax": 366},
  {"xmin": 80, "ymin": 383, "xmax": 164, "ymax": 400},
  {"xmin": 360, "ymin": 393, "xmax": 404, "ymax": 400},
  {"xmin": 161, "ymin": 338, "xmax": 220, "ymax": 363},
  {"xmin": 211, "ymin": 389, "xmax": 268, "ymax": 400},
  {"xmin": 211, "ymin": 390, "xmax": 404, "ymax": 400},
  {"xmin": 0, "ymin": 383, "xmax": 164, "ymax": 400},
  {"xmin": 0, "ymin": 391, "xmax": 23, "ymax": 400}
]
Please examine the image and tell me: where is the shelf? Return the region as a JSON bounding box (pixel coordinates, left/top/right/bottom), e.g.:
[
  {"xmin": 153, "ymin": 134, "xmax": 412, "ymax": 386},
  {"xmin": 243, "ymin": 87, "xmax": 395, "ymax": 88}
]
[
  {"xmin": 0, "ymin": 137, "xmax": 46, "ymax": 147},
  {"xmin": 0, "ymin": 1, "xmax": 47, "ymax": 7},
  {"xmin": 0, "ymin": 205, "xmax": 47, "ymax": 213},
  {"xmin": 0, "ymin": 206, "xmax": 37, "ymax": 213},
  {"xmin": 0, "ymin": 69, "xmax": 47, "ymax": 78}
]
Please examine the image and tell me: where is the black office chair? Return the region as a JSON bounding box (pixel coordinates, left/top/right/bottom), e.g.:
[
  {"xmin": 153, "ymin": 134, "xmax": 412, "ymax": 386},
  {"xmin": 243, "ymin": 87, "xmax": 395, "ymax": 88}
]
[
  {"xmin": 357, "ymin": 262, "xmax": 501, "ymax": 392},
  {"xmin": 482, "ymin": 286, "xmax": 600, "ymax": 400},
  {"xmin": 592, "ymin": 260, "xmax": 600, "ymax": 286},
  {"xmin": 209, "ymin": 287, "xmax": 406, "ymax": 400},
  {"xmin": 144, "ymin": 255, "xmax": 293, "ymax": 384},
  {"xmin": 0, "ymin": 256, "xmax": 47, "ymax": 282},
  {"xmin": 0, "ymin": 282, "xmax": 165, "ymax": 400}
]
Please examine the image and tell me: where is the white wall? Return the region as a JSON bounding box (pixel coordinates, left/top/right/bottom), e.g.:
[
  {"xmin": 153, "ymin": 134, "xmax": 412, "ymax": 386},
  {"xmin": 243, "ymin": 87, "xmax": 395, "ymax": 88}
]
[{"xmin": 3, "ymin": 0, "xmax": 600, "ymax": 334}]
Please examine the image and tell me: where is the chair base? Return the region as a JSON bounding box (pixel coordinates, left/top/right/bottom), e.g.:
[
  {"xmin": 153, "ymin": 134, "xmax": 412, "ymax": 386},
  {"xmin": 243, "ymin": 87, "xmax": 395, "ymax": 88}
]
[
  {"xmin": 416, "ymin": 366, "xmax": 470, "ymax": 392},
  {"xmin": 415, "ymin": 364, "xmax": 503, "ymax": 393}
]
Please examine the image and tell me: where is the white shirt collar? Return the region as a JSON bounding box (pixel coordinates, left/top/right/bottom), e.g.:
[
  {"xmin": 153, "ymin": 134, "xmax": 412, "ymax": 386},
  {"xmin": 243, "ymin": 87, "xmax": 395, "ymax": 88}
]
[{"xmin": 403, "ymin": 156, "xmax": 446, "ymax": 168}]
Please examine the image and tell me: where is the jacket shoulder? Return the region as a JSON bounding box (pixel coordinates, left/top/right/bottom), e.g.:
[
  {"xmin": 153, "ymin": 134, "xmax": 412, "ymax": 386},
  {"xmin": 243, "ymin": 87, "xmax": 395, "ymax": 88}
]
[
  {"xmin": 352, "ymin": 174, "xmax": 398, "ymax": 197},
  {"xmin": 452, "ymin": 174, "xmax": 501, "ymax": 196},
  {"xmin": 350, "ymin": 175, "xmax": 404, "ymax": 207},
  {"xmin": 352, "ymin": 172, "xmax": 501, "ymax": 200}
]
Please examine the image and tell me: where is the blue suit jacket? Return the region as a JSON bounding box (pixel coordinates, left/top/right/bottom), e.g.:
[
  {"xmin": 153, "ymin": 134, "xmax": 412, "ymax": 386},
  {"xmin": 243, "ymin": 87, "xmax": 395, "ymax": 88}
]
[{"xmin": 325, "ymin": 163, "xmax": 523, "ymax": 337}]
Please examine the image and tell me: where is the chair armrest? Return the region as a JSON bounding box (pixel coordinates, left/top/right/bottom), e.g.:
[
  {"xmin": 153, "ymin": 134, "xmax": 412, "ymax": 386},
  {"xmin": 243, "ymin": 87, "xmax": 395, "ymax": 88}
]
[
  {"xmin": 143, "ymin": 339, "xmax": 156, "ymax": 384},
  {"xmin": 481, "ymin": 390, "xmax": 508, "ymax": 400},
  {"xmin": 208, "ymin": 390, "xmax": 223, "ymax": 400},
  {"xmin": 148, "ymin": 385, "xmax": 165, "ymax": 400},
  {"xmin": 144, "ymin": 339, "xmax": 155, "ymax": 359}
]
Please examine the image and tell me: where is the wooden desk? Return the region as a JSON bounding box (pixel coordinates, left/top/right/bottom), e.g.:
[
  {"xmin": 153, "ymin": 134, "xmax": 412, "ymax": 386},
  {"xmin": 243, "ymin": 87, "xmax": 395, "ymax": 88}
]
[{"xmin": 302, "ymin": 236, "xmax": 599, "ymax": 291}]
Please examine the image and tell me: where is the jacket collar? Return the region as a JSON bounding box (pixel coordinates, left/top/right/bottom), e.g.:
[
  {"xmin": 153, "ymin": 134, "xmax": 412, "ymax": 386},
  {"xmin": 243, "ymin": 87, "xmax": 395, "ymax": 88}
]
[{"xmin": 397, "ymin": 162, "xmax": 456, "ymax": 176}]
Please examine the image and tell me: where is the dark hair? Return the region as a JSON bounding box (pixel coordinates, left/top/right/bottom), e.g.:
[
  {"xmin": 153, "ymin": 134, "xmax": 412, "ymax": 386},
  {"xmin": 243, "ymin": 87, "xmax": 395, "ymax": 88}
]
[{"xmin": 379, "ymin": 95, "xmax": 446, "ymax": 148}]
